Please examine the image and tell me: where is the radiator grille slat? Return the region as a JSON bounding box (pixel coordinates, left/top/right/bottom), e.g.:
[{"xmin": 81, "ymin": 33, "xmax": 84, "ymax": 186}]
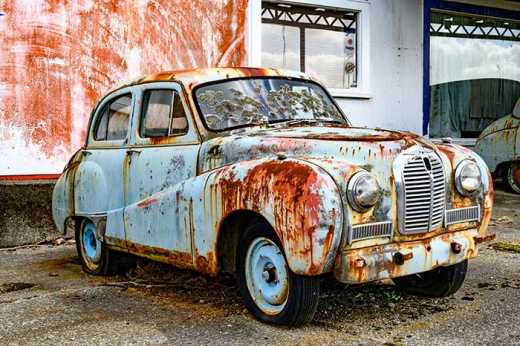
[
  {"xmin": 351, "ymin": 221, "xmax": 393, "ymax": 242},
  {"xmin": 445, "ymin": 206, "xmax": 481, "ymax": 225},
  {"xmin": 401, "ymin": 152, "xmax": 446, "ymax": 234}
]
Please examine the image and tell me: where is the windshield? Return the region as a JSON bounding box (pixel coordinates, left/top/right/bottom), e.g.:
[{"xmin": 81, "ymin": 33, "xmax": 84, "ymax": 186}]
[{"xmin": 194, "ymin": 78, "xmax": 347, "ymax": 131}]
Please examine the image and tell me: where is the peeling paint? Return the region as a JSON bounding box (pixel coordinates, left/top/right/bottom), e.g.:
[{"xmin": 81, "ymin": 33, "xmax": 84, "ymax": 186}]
[{"xmin": 0, "ymin": 0, "xmax": 248, "ymax": 175}]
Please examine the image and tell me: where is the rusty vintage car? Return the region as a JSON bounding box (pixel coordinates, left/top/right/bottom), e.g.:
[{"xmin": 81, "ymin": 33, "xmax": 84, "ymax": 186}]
[
  {"xmin": 52, "ymin": 68, "xmax": 494, "ymax": 326},
  {"xmin": 475, "ymin": 97, "xmax": 520, "ymax": 194}
]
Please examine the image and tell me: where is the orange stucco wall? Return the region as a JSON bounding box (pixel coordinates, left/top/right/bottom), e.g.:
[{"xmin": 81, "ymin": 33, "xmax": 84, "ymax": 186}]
[{"xmin": 0, "ymin": 0, "xmax": 249, "ymax": 176}]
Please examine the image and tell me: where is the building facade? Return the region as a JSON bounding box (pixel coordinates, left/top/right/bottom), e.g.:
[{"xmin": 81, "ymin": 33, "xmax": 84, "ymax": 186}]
[{"xmin": 0, "ymin": 0, "xmax": 519, "ymax": 178}]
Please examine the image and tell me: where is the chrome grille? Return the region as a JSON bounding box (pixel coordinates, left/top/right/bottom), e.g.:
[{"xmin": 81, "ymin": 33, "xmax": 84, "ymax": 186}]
[
  {"xmin": 350, "ymin": 221, "xmax": 392, "ymax": 242},
  {"xmin": 401, "ymin": 151, "xmax": 446, "ymax": 234},
  {"xmin": 445, "ymin": 205, "xmax": 480, "ymax": 225}
]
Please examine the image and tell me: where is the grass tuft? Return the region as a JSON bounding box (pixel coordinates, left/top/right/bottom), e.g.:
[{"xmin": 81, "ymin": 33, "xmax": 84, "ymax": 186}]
[{"xmin": 490, "ymin": 242, "xmax": 520, "ymax": 254}]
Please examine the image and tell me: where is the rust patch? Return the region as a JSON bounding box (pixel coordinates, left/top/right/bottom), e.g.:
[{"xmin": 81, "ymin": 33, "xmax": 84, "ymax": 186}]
[
  {"xmin": 474, "ymin": 234, "xmax": 496, "ymax": 245},
  {"xmin": 137, "ymin": 197, "xmax": 158, "ymax": 209},
  {"xmin": 212, "ymin": 160, "xmax": 338, "ymax": 274},
  {"xmin": 126, "ymin": 240, "xmax": 194, "ymax": 270},
  {"xmin": 195, "ymin": 251, "xmax": 218, "ymax": 276},
  {"xmin": 0, "ymin": 1, "xmax": 248, "ymax": 172},
  {"xmin": 514, "ymin": 165, "xmax": 520, "ymax": 185}
]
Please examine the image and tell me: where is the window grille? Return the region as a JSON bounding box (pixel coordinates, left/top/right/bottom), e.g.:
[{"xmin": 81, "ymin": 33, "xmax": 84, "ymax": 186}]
[
  {"xmin": 261, "ymin": 2, "xmax": 357, "ymax": 33},
  {"xmin": 430, "ymin": 11, "xmax": 520, "ymax": 41},
  {"xmin": 261, "ymin": 1, "xmax": 359, "ymax": 89}
]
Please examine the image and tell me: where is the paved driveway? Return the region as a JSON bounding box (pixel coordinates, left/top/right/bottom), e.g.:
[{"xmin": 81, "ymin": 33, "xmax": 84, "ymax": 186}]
[{"xmin": 1, "ymin": 188, "xmax": 519, "ymax": 345}]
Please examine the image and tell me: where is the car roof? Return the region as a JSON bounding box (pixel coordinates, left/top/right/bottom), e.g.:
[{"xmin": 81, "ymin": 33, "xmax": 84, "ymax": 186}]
[{"xmin": 109, "ymin": 67, "xmax": 314, "ymax": 94}]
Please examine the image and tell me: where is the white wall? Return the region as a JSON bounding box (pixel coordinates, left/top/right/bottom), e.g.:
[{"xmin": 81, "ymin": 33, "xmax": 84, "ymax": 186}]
[
  {"xmin": 336, "ymin": 0, "xmax": 424, "ymax": 134},
  {"xmin": 250, "ymin": 0, "xmax": 425, "ymax": 134}
]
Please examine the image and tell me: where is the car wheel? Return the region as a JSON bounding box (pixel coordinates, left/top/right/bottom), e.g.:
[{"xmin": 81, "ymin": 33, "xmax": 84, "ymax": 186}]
[
  {"xmin": 393, "ymin": 260, "xmax": 467, "ymax": 297},
  {"xmin": 503, "ymin": 162, "xmax": 520, "ymax": 194},
  {"xmin": 236, "ymin": 221, "xmax": 320, "ymax": 326},
  {"xmin": 76, "ymin": 219, "xmax": 117, "ymax": 275}
]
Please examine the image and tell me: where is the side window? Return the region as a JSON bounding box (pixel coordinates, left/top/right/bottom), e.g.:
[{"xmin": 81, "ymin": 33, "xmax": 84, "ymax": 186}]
[
  {"xmin": 140, "ymin": 89, "xmax": 188, "ymax": 138},
  {"xmin": 170, "ymin": 92, "xmax": 188, "ymax": 135},
  {"xmin": 94, "ymin": 94, "xmax": 132, "ymax": 141}
]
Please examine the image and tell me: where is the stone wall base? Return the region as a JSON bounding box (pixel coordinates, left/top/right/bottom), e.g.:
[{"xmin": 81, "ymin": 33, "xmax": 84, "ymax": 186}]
[{"xmin": 0, "ymin": 182, "xmax": 60, "ymax": 248}]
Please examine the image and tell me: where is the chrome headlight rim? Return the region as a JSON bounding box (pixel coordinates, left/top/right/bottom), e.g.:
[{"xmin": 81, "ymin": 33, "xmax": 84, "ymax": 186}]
[
  {"xmin": 347, "ymin": 171, "xmax": 381, "ymax": 212},
  {"xmin": 454, "ymin": 159, "xmax": 482, "ymax": 196}
]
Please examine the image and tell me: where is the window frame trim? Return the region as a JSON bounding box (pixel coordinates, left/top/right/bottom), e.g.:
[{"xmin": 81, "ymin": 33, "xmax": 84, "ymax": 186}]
[
  {"xmin": 87, "ymin": 88, "xmax": 135, "ymax": 148},
  {"xmin": 138, "ymin": 88, "xmax": 189, "ymax": 139},
  {"xmin": 131, "ymin": 82, "xmax": 200, "ymax": 147},
  {"xmin": 249, "ymin": 0, "xmax": 372, "ymax": 99}
]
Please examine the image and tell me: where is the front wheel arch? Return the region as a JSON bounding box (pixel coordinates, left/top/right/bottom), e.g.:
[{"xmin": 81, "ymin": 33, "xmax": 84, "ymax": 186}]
[
  {"xmin": 216, "ymin": 207, "xmax": 341, "ymax": 277},
  {"xmin": 207, "ymin": 158, "xmax": 343, "ymax": 277},
  {"xmin": 217, "ymin": 210, "xmax": 268, "ymax": 274},
  {"xmin": 236, "ymin": 220, "xmax": 320, "ymax": 326}
]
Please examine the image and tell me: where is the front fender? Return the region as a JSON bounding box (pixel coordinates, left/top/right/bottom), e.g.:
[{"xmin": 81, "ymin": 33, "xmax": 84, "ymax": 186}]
[{"xmin": 208, "ymin": 158, "xmax": 344, "ymax": 276}]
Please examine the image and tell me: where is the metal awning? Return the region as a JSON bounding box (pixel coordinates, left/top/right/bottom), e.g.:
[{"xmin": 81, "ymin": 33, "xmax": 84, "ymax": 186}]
[{"xmin": 430, "ymin": 10, "xmax": 520, "ymax": 41}]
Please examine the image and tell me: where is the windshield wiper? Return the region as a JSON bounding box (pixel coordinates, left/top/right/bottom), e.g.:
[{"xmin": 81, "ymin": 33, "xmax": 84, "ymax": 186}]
[{"xmin": 272, "ymin": 119, "xmax": 344, "ymax": 127}]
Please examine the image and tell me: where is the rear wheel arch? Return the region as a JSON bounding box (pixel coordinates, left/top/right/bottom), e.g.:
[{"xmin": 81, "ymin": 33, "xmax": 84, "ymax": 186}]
[{"xmin": 74, "ymin": 216, "xmax": 134, "ymax": 275}]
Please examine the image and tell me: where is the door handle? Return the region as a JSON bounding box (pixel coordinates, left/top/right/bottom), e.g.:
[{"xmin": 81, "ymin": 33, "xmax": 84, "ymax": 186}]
[
  {"xmin": 126, "ymin": 149, "xmax": 142, "ymax": 156},
  {"xmin": 82, "ymin": 150, "xmax": 92, "ymax": 157}
]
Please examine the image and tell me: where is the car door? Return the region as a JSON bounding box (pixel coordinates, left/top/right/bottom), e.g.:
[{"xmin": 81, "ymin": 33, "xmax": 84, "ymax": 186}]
[
  {"xmin": 76, "ymin": 88, "xmax": 136, "ymax": 247},
  {"xmin": 123, "ymin": 82, "xmax": 200, "ymax": 256}
]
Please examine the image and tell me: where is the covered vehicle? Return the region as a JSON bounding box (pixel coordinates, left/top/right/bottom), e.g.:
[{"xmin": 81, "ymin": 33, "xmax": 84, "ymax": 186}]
[
  {"xmin": 475, "ymin": 97, "xmax": 520, "ymax": 193},
  {"xmin": 52, "ymin": 68, "xmax": 494, "ymax": 326}
]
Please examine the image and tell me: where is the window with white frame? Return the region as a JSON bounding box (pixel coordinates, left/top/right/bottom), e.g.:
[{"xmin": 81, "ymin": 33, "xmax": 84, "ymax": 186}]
[{"xmin": 261, "ymin": 1, "xmax": 358, "ymax": 90}]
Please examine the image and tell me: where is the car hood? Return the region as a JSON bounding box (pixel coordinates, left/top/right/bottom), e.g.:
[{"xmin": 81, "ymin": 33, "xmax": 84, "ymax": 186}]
[
  {"xmin": 226, "ymin": 125, "xmax": 418, "ymax": 142},
  {"xmin": 197, "ymin": 125, "xmax": 489, "ymax": 239},
  {"xmin": 199, "ymin": 125, "xmax": 435, "ymax": 175}
]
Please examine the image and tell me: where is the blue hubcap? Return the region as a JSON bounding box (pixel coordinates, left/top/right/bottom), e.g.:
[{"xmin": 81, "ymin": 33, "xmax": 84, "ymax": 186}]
[{"xmin": 82, "ymin": 222, "xmax": 100, "ymax": 262}]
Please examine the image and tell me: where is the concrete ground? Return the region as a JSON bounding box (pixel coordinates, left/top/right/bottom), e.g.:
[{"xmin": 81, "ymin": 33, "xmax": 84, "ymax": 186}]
[{"xmin": 1, "ymin": 186, "xmax": 519, "ymax": 345}]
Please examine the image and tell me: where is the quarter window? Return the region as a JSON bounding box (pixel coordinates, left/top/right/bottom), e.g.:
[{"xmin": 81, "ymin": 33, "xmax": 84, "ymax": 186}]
[
  {"xmin": 261, "ymin": 2, "xmax": 358, "ymax": 89},
  {"xmin": 140, "ymin": 89, "xmax": 188, "ymax": 138},
  {"xmin": 94, "ymin": 94, "xmax": 132, "ymax": 141}
]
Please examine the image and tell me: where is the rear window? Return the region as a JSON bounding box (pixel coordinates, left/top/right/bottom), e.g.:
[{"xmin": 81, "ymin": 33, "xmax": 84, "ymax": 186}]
[{"xmin": 94, "ymin": 94, "xmax": 132, "ymax": 141}]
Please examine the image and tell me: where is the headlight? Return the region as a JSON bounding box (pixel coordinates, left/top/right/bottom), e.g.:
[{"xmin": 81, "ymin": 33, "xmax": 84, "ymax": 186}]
[
  {"xmin": 347, "ymin": 171, "xmax": 381, "ymax": 212},
  {"xmin": 455, "ymin": 160, "xmax": 482, "ymax": 195}
]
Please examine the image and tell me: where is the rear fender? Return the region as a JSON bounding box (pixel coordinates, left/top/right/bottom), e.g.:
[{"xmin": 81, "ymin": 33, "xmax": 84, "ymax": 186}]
[{"xmin": 51, "ymin": 151, "xmax": 83, "ymax": 233}]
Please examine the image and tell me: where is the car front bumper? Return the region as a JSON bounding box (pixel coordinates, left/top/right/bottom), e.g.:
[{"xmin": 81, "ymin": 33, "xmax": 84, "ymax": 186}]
[{"xmin": 334, "ymin": 228, "xmax": 495, "ymax": 284}]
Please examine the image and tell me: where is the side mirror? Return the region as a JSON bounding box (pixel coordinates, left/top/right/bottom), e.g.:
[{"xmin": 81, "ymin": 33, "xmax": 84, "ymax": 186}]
[{"xmin": 513, "ymin": 97, "xmax": 520, "ymax": 118}]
